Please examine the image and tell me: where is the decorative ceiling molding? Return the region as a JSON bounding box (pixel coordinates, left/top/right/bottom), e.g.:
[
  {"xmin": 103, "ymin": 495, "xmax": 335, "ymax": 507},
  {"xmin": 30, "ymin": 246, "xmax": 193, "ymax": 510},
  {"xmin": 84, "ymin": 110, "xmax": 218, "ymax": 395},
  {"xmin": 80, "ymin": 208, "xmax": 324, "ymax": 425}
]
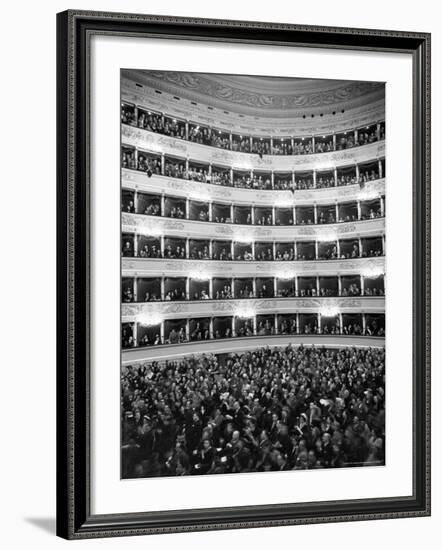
[{"xmin": 123, "ymin": 69, "xmax": 385, "ymax": 120}]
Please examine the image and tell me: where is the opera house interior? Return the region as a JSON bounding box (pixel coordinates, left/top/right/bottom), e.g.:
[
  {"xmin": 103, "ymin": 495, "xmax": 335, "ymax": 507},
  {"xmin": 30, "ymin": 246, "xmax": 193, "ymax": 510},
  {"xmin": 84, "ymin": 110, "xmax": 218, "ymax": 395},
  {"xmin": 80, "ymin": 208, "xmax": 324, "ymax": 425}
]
[{"xmin": 120, "ymin": 70, "xmax": 386, "ymax": 478}]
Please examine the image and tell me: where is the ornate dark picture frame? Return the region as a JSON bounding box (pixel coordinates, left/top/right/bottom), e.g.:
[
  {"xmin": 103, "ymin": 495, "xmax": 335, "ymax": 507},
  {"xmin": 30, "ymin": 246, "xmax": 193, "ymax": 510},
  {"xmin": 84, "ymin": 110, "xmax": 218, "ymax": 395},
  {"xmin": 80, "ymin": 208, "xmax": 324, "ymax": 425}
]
[{"xmin": 56, "ymin": 10, "xmax": 431, "ymax": 540}]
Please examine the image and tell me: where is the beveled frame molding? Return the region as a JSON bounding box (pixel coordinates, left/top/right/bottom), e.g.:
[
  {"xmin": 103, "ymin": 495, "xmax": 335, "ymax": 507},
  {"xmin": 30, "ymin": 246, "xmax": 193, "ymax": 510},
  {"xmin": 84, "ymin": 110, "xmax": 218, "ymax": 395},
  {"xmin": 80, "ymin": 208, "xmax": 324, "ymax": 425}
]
[{"xmin": 57, "ymin": 9, "xmax": 430, "ymax": 539}]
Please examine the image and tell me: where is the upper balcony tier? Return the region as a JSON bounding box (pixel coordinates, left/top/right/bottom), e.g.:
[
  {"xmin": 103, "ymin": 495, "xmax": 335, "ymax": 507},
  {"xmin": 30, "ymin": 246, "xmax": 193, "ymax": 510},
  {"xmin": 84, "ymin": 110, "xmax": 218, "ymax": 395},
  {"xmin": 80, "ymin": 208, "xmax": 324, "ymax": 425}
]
[
  {"xmin": 122, "ymin": 123, "xmax": 385, "ymax": 172},
  {"xmin": 122, "ymin": 169, "xmax": 385, "ymax": 208}
]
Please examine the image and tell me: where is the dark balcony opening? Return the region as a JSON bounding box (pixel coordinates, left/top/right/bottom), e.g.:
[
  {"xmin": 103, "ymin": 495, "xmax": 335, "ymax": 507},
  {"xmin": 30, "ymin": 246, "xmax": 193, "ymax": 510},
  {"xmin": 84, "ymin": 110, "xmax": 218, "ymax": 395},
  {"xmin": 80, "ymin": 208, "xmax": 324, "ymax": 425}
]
[
  {"xmin": 233, "ymin": 278, "xmax": 254, "ymax": 299},
  {"xmin": 234, "ymin": 317, "xmax": 254, "ymax": 337},
  {"xmin": 295, "ymin": 171, "xmax": 314, "ymax": 190},
  {"xmin": 361, "ymin": 237, "xmax": 383, "ymax": 257},
  {"xmin": 213, "ymin": 278, "xmax": 233, "ymax": 300},
  {"xmin": 365, "ymin": 314, "xmax": 385, "ymax": 336},
  {"xmin": 164, "ymin": 237, "xmax": 186, "ymax": 260},
  {"xmin": 138, "ymin": 278, "xmax": 161, "ymax": 302},
  {"xmin": 121, "ymin": 102, "xmax": 136, "ymax": 126},
  {"xmin": 299, "ymin": 313, "xmax": 318, "ymax": 334},
  {"xmin": 121, "ymin": 145, "xmax": 136, "ymax": 170},
  {"xmin": 211, "ymin": 165, "xmax": 232, "ymax": 187},
  {"xmin": 252, "ymin": 171, "xmax": 272, "ymax": 190},
  {"xmin": 233, "ymin": 242, "xmax": 253, "ymax": 261},
  {"xmin": 296, "ymin": 241, "xmax": 315, "ymax": 261},
  {"xmin": 359, "ymin": 160, "xmax": 380, "ymax": 183},
  {"xmin": 256, "ymin": 277, "xmax": 274, "ymax": 298},
  {"xmin": 256, "ymin": 315, "xmax": 275, "ymax": 336},
  {"xmin": 188, "ymin": 160, "xmax": 210, "ymax": 183},
  {"xmin": 164, "ymin": 319, "xmax": 187, "ymax": 344},
  {"xmin": 164, "ymin": 155, "xmax": 186, "ymax": 179},
  {"xmin": 361, "ymin": 198, "xmax": 383, "ymax": 220},
  {"xmin": 318, "ymin": 204, "xmax": 336, "ymax": 224},
  {"xmin": 364, "ymin": 275, "xmax": 385, "ymax": 296},
  {"xmin": 212, "ymin": 203, "xmax": 231, "ymax": 224},
  {"xmin": 189, "ymin": 239, "xmax": 210, "ymax": 260},
  {"xmin": 293, "ymin": 137, "xmax": 313, "ymax": 155},
  {"xmin": 189, "ymin": 279, "xmax": 210, "ymax": 301},
  {"xmin": 138, "ymin": 192, "xmax": 161, "ymax": 216},
  {"xmin": 338, "ymin": 201, "xmax": 358, "ymax": 222},
  {"xmin": 164, "ymin": 196, "xmax": 185, "ymax": 219},
  {"xmin": 275, "ymin": 243, "xmax": 295, "ymax": 261},
  {"xmin": 122, "ymin": 189, "xmax": 135, "ymax": 213},
  {"xmin": 342, "ymin": 313, "xmax": 363, "ymax": 335},
  {"xmin": 190, "ymin": 318, "xmax": 210, "ymax": 341},
  {"xmin": 137, "ymin": 151, "xmax": 162, "ymax": 175},
  {"xmin": 276, "ymin": 278, "xmax": 296, "ymax": 297},
  {"xmin": 138, "ymin": 236, "xmax": 161, "ymax": 259},
  {"xmin": 273, "ymin": 172, "xmax": 292, "ymax": 191},
  {"xmin": 357, "ymin": 123, "xmax": 378, "ymax": 146},
  {"xmin": 255, "ymin": 242, "xmax": 273, "ymax": 261},
  {"xmin": 122, "ymin": 278, "xmax": 134, "ymax": 303},
  {"xmin": 339, "ymin": 238, "xmax": 360, "ymax": 259},
  {"xmin": 341, "ymin": 275, "xmax": 361, "ymax": 296},
  {"xmin": 122, "ymin": 233, "xmax": 134, "ymax": 257},
  {"xmin": 336, "ymin": 130, "xmax": 355, "ymax": 150},
  {"xmin": 275, "ymin": 208, "xmax": 293, "ymax": 226},
  {"xmin": 213, "ymin": 316, "xmax": 233, "ymax": 339},
  {"xmin": 278, "ymin": 314, "xmax": 297, "ymax": 334},
  {"xmin": 137, "ymin": 323, "xmax": 162, "ymax": 347},
  {"xmin": 316, "ymin": 170, "xmax": 335, "ymax": 189},
  {"xmin": 189, "ymin": 200, "xmax": 209, "ymax": 222},
  {"xmin": 255, "ymin": 206, "xmax": 273, "ymax": 225},
  {"xmin": 212, "ymin": 240, "xmax": 232, "ymax": 261},
  {"xmin": 122, "ymin": 323, "xmax": 135, "ymax": 348},
  {"xmin": 164, "ymin": 277, "xmax": 186, "ymax": 301},
  {"xmin": 232, "ymin": 134, "xmax": 251, "ymax": 153},
  {"xmin": 233, "ymin": 205, "xmax": 252, "ymax": 225},
  {"xmin": 296, "ymin": 205, "xmax": 315, "ymax": 225},
  {"xmin": 320, "ymin": 314, "xmax": 341, "ymax": 335},
  {"xmin": 252, "ymin": 137, "xmax": 271, "ymax": 155},
  {"xmin": 298, "ymin": 276, "xmax": 317, "ymax": 297},
  {"xmin": 314, "ymin": 134, "xmax": 334, "ymax": 154},
  {"xmin": 163, "ymin": 115, "xmax": 186, "ymax": 139},
  {"xmin": 318, "ymin": 276, "xmax": 338, "ymax": 297},
  {"xmin": 318, "ymin": 241, "xmax": 338, "ymax": 260},
  {"xmin": 272, "ymin": 138, "xmax": 292, "ymax": 156},
  {"xmin": 337, "ymin": 165, "xmax": 357, "ymax": 187},
  {"xmin": 233, "ymin": 169, "xmax": 252, "ymax": 189}
]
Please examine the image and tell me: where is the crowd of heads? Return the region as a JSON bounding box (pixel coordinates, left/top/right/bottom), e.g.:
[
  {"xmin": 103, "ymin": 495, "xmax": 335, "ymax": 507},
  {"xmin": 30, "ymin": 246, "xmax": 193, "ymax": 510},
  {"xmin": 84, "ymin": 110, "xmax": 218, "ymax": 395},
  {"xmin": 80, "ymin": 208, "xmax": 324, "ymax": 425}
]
[
  {"xmin": 121, "ymin": 345, "xmax": 385, "ymax": 478},
  {"xmin": 122, "ymin": 104, "xmax": 385, "ymax": 158}
]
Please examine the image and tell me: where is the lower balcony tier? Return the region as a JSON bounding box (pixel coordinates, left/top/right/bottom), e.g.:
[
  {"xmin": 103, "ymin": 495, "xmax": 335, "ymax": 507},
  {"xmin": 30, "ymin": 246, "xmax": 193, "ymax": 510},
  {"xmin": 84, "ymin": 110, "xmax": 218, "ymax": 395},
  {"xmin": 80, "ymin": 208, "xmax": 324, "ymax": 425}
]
[{"xmin": 122, "ymin": 312, "xmax": 385, "ymax": 350}]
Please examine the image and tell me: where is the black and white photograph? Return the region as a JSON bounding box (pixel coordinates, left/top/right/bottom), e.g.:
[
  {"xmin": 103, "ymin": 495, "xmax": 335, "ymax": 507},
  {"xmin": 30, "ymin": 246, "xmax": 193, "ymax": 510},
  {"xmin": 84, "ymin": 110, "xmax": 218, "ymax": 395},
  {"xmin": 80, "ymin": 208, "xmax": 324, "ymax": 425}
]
[{"xmin": 120, "ymin": 70, "xmax": 386, "ymax": 479}]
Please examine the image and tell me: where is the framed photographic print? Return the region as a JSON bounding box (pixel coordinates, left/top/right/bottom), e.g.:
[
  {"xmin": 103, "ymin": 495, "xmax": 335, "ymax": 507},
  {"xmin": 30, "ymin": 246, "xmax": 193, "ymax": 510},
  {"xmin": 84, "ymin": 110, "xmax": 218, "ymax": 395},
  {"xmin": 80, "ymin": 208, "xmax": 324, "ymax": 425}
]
[{"xmin": 56, "ymin": 10, "xmax": 431, "ymax": 539}]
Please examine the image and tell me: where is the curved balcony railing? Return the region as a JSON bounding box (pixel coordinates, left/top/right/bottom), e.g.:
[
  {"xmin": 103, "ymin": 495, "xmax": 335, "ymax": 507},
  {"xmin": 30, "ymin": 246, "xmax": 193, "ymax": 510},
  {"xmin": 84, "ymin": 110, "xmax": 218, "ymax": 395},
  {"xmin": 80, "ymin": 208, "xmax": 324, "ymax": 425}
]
[
  {"xmin": 122, "ymin": 125, "xmax": 386, "ymax": 173},
  {"xmin": 123, "ymin": 169, "xmax": 385, "ymax": 208},
  {"xmin": 121, "ymin": 334, "xmax": 385, "ymax": 363},
  {"xmin": 121, "ymin": 103, "xmax": 385, "ymax": 157},
  {"xmin": 122, "ymin": 255, "xmax": 385, "ymax": 279},
  {"xmin": 121, "ymin": 198, "xmax": 385, "ymax": 231},
  {"xmin": 122, "ymin": 296, "xmax": 385, "ymax": 322}
]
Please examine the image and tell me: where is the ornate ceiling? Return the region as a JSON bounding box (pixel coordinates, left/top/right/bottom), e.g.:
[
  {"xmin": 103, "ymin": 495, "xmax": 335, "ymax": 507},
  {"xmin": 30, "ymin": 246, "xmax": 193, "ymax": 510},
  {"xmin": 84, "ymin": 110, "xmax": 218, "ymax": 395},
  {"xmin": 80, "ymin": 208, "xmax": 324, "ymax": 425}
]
[{"xmin": 125, "ymin": 69, "xmax": 385, "ymax": 119}]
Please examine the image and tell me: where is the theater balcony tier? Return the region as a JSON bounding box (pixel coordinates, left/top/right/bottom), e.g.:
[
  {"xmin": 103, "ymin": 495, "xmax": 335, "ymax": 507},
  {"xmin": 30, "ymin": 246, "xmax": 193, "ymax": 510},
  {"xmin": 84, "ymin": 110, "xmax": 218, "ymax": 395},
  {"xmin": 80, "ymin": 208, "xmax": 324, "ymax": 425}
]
[
  {"xmin": 122, "ymin": 335, "xmax": 385, "ymax": 364},
  {"xmin": 123, "ymin": 170, "xmax": 385, "ymax": 210},
  {"xmin": 122, "ymin": 296, "xmax": 385, "ymax": 323},
  {"xmin": 122, "ymin": 213, "xmax": 385, "ymax": 242},
  {"xmin": 122, "ymin": 256, "xmax": 385, "ymax": 278},
  {"xmin": 122, "ymin": 124, "xmax": 385, "ymax": 172}
]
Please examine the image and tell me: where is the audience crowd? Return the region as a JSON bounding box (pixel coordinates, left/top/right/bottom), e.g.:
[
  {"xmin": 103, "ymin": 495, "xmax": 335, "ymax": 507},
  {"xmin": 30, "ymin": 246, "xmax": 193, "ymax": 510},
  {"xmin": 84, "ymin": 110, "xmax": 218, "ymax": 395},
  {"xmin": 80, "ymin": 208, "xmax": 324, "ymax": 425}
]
[{"xmin": 121, "ymin": 345, "xmax": 385, "ymax": 478}]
